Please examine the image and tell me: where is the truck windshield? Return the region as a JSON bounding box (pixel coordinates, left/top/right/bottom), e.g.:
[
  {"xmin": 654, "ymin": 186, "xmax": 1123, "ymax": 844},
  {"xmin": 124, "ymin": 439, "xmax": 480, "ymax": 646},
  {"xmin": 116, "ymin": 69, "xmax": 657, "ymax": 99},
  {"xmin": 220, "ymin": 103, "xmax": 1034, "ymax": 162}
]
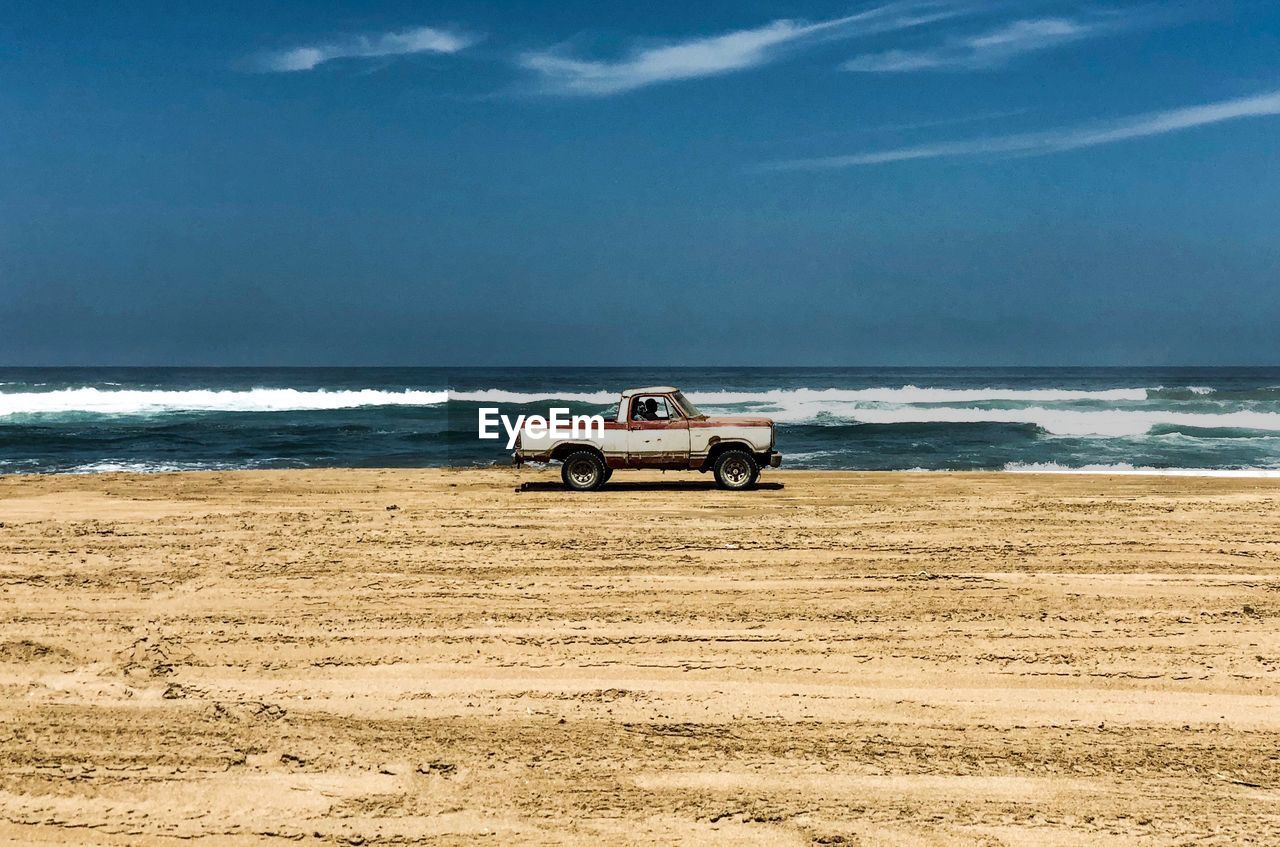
[{"xmin": 671, "ymin": 391, "xmax": 703, "ymax": 418}]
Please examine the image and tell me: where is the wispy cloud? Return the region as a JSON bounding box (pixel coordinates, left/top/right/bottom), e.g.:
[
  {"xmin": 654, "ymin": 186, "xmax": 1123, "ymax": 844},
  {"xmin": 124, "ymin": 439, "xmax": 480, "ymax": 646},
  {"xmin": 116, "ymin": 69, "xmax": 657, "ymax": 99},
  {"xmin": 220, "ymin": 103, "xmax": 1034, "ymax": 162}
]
[
  {"xmin": 764, "ymin": 90, "xmax": 1280, "ymax": 169},
  {"xmin": 858, "ymin": 107, "xmax": 1030, "ymax": 133},
  {"xmin": 518, "ymin": 2, "xmax": 969, "ymax": 96},
  {"xmin": 258, "ymin": 26, "xmax": 478, "ymax": 72},
  {"xmin": 843, "ymin": 14, "xmax": 1117, "ymax": 72}
]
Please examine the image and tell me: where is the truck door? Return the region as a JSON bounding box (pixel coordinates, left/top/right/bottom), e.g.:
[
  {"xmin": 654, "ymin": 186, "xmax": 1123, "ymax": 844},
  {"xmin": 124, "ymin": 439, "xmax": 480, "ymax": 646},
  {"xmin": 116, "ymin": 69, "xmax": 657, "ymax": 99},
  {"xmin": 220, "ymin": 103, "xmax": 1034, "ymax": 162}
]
[{"xmin": 626, "ymin": 395, "xmax": 691, "ymax": 466}]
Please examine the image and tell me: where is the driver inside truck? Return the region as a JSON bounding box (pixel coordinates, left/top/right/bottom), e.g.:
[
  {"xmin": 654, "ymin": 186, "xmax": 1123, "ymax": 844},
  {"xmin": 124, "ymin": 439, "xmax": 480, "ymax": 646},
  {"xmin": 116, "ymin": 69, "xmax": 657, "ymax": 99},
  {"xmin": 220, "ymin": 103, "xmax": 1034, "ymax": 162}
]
[{"xmin": 635, "ymin": 398, "xmax": 660, "ymax": 421}]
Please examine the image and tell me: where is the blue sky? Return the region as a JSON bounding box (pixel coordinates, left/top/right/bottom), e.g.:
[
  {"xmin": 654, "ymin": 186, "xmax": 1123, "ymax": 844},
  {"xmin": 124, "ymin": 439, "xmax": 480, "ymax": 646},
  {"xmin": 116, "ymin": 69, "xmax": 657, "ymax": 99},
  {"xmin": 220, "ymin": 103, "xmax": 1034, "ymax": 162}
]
[{"xmin": 2, "ymin": 1, "xmax": 1277, "ymax": 365}]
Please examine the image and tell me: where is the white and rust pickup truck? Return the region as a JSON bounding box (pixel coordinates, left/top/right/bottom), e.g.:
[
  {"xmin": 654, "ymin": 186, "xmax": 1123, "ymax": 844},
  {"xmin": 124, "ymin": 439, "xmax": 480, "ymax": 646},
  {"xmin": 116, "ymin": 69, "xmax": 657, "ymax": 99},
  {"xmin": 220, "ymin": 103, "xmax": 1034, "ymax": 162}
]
[{"xmin": 514, "ymin": 386, "xmax": 781, "ymax": 491}]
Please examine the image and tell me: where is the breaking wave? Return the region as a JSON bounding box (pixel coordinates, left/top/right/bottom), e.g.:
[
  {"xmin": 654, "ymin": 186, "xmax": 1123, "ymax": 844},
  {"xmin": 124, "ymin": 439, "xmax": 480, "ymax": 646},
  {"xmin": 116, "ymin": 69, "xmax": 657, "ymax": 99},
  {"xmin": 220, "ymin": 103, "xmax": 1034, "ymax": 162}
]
[
  {"xmin": 449, "ymin": 387, "xmax": 1280, "ymax": 437},
  {"xmin": 453, "ymin": 386, "xmax": 1155, "ymax": 406},
  {"xmin": 0, "ymin": 387, "xmax": 449, "ymax": 417},
  {"xmin": 788, "ymin": 407, "xmax": 1280, "ymax": 437},
  {"xmin": 1004, "ymin": 462, "xmax": 1280, "ymax": 477},
  {"xmin": 64, "ymin": 460, "xmax": 246, "ymax": 474},
  {"xmin": 452, "ymin": 389, "xmax": 619, "ymax": 404},
  {"xmin": 6, "ymin": 385, "xmax": 1277, "ymax": 439}
]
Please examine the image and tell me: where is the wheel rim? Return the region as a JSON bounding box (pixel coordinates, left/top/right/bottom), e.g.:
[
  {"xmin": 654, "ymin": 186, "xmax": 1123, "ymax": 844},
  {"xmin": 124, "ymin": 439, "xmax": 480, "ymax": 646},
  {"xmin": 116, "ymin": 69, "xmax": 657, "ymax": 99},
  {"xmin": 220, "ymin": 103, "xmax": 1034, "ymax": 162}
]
[
  {"xmin": 722, "ymin": 457, "xmax": 750, "ymax": 486},
  {"xmin": 568, "ymin": 459, "xmax": 598, "ymax": 486}
]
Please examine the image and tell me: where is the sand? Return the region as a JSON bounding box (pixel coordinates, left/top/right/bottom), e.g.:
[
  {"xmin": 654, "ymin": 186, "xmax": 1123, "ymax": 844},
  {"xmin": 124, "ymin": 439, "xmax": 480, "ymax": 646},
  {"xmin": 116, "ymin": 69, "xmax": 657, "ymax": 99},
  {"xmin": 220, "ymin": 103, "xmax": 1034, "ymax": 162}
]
[{"xmin": 1, "ymin": 467, "xmax": 1278, "ymax": 845}]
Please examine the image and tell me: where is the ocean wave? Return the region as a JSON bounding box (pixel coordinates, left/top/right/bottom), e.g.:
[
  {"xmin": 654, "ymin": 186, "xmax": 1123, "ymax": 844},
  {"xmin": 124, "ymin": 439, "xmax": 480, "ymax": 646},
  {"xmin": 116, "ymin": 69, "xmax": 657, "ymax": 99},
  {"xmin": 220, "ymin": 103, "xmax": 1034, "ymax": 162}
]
[
  {"xmin": 1148, "ymin": 385, "xmax": 1217, "ymax": 396},
  {"xmin": 64, "ymin": 460, "xmax": 246, "ymax": 474},
  {"xmin": 806, "ymin": 406, "xmax": 1280, "ymax": 437},
  {"xmin": 781, "ymin": 420, "xmax": 1041, "ymax": 440},
  {"xmin": 1004, "ymin": 462, "xmax": 1280, "ymax": 477},
  {"xmin": 1145, "ymin": 385, "xmax": 1218, "ymax": 400},
  {"xmin": 451, "ymin": 389, "xmax": 619, "ymax": 404},
  {"xmin": 452, "ymin": 385, "xmax": 1153, "ymax": 406},
  {"xmin": 455, "ymin": 390, "xmax": 1280, "ymax": 437},
  {"xmin": 0, "ymin": 387, "xmax": 449, "ymax": 417},
  {"xmin": 1147, "ymin": 424, "xmax": 1280, "ymax": 440},
  {"xmin": 3, "ymin": 385, "xmax": 1275, "ymax": 437}
]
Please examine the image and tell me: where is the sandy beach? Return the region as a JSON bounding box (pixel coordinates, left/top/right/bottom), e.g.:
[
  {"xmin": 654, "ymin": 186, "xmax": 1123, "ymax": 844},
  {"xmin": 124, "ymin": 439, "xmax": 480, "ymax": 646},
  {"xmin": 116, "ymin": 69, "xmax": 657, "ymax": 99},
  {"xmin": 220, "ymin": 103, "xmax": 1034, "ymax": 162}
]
[{"xmin": 1, "ymin": 467, "xmax": 1278, "ymax": 845}]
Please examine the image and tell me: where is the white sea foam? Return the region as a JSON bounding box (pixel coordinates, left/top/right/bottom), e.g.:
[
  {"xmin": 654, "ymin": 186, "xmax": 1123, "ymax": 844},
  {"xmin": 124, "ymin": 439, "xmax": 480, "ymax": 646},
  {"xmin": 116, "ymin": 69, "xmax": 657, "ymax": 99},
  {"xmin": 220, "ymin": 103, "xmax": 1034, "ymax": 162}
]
[
  {"xmin": 1004, "ymin": 462, "xmax": 1280, "ymax": 477},
  {"xmin": 455, "ymin": 387, "xmax": 1274, "ymax": 436},
  {"xmin": 65, "ymin": 460, "xmax": 243, "ymax": 474},
  {"xmin": 452, "ymin": 386, "xmax": 1152, "ymax": 406},
  {"xmin": 0, "ymin": 385, "xmax": 1266, "ymax": 438},
  {"xmin": 815, "ymin": 406, "xmax": 1280, "ymax": 437},
  {"xmin": 0, "ymin": 387, "xmax": 448, "ymax": 417},
  {"xmin": 452, "ymin": 389, "xmax": 618, "ymax": 404}
]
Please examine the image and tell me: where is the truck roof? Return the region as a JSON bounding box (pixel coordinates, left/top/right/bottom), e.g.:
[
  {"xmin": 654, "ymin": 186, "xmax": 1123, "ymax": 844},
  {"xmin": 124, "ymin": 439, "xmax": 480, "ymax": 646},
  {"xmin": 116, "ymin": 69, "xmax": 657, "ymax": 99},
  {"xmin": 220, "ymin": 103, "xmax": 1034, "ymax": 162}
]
[{"xmin": 620, "ymin": 386, "xmax": 679, "ymax": 397}]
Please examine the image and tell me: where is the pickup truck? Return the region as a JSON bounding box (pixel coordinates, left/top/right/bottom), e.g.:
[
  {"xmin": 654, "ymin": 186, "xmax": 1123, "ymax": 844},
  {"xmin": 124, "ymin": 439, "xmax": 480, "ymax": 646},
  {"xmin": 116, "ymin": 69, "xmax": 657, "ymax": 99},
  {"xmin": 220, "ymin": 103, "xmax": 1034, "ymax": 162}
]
[{"xmin": 514, "ymin": 386, "xmax": 781, "ymax": 491}]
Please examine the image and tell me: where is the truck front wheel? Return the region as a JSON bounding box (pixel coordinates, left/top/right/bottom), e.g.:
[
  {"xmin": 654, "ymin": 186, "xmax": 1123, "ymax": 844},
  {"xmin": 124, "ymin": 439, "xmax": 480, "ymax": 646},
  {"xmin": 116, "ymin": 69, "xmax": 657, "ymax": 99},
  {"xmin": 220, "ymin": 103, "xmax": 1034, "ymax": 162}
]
[
  {"xmin": 713, "ymin": 449, "xmax": 759, "ymax": 491},
  {"xmin": 561, "ymin": 450, "xmax": 607, "ymax": 491}
]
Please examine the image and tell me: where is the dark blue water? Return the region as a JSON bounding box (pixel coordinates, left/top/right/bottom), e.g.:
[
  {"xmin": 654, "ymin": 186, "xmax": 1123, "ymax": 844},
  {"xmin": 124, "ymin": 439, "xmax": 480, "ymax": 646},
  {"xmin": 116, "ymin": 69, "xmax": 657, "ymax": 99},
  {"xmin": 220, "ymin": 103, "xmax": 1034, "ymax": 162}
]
[{"xmin": 3, "ymin": 367, "xmax": 1280, "ymax": 474}]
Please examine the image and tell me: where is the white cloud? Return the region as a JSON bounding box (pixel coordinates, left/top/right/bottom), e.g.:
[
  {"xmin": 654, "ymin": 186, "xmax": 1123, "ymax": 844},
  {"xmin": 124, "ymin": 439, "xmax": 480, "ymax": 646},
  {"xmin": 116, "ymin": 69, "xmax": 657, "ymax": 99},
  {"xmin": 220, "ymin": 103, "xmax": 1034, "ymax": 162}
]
[
  {"xmin": 519, "ymin": 3, "xmax": 967, "ymax": 96},
  {"xmin": 843, "ymin": 16, "xmax": 1100, "ymax": 72},
  {"xmin": 259, "ymin": 26, "xmax": 477, "ymax": 72},
  {"xmin": 763, "ymin": 90, "xmax": 1280, "ymax": 169}
]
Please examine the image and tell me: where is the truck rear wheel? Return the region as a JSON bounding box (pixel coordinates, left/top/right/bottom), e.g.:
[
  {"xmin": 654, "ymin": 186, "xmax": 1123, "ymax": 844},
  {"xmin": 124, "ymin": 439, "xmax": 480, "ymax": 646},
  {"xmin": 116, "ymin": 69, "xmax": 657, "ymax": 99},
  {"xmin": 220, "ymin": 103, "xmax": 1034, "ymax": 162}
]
[
  {"xmin": 561, "ymin": 450, "xmax": 606, "ymax": 491},
  {"xmin": 713, "ymin": 449, "xmax": 759, "ymax": 491}
]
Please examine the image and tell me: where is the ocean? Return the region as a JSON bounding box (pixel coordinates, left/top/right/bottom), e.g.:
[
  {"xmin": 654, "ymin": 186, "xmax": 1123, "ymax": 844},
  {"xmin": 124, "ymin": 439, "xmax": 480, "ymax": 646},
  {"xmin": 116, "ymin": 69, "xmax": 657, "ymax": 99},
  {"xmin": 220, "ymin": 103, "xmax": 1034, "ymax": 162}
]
[{"xmin": 2, "ymin": 367, "xmax": 1280, "ymax": 475}]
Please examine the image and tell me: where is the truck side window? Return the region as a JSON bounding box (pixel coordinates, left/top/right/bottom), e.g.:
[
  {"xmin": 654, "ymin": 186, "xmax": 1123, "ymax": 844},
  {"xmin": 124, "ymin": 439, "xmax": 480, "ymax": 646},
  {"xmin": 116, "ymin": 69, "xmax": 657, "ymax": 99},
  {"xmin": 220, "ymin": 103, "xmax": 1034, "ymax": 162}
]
[{"xmin": 632, "ymin": 396, "xmax": 672, "ymax": 421}]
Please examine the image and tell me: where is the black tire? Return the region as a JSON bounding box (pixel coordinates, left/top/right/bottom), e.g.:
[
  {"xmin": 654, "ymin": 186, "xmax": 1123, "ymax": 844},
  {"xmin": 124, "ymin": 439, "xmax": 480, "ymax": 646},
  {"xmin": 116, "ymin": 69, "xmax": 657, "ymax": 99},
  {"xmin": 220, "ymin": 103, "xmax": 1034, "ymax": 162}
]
[
  {"xmin": 601, "ymin": 467, "xmax": 614, "ymax": 483},
  {"xmin": 561, "ymin": 450, "xmax": 606, "ymax": 491},
  {"xmin": 713, "ymin": 449, "xmax": 759, "ymax": 491}
]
